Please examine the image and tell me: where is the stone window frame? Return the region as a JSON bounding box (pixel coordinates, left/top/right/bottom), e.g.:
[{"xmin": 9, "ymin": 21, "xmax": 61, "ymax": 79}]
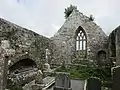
[{"xmin": 75, "ymin": 26, "xmax": 87, "ymax": 58}]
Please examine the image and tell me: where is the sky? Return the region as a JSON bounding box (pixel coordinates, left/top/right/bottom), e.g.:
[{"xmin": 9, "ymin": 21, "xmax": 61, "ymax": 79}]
[{"xmin": 0, "ymin": 0, "xmax": 120, "ymax": 37}]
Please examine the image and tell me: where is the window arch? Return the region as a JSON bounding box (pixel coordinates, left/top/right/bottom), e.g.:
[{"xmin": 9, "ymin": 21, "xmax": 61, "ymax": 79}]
[
  {"xmin": 76, "ymin": 27, "xmax": 87, "ymax": 51},
  {"xmin": 75, "ymin": 26, "xmax": 87, "ymax": 59}
]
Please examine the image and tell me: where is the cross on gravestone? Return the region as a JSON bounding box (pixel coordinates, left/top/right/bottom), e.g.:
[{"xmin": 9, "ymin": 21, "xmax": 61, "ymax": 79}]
[
  {"xmin": 112, "ymin": 66, "xmax": 120, "ymax": 90},
  {"xmin": 54, "ymin": 72, "xmax": 72, "ymax": 90},
  {"xmin": 86, "ymin": 77, "xmax": 101, "ymax": 90}
]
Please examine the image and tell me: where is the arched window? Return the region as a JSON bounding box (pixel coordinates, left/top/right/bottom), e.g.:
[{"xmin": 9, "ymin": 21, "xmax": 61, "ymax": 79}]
[
  {"xmin": 75, "ymin": 26, "xmax": 87, "ymax": 59},
  {"xmin": 76, "ymin": 29, "xmax": 87, "ymax": 51}
]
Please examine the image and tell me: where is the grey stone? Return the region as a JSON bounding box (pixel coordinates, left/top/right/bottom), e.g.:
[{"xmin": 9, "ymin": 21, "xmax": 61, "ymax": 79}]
[
  {"xmin": 51, "ymin": 10, "xmax": 108, "ymax": 64},
  {"xmin": 86, "ymin": 77, "xmax": 101, "ymax": 90},
  {"xmin": 54, "ymin": 72, "xmax": 72, "ymax": 90},
  {"xmin": 112, "ymin": 66, "xmax": 120, "ymax": 90},
  {"xmin": 32, "ymin": 84, "xmax": 42, "ymax": 90},
  {"xmin": 35, "ymin": 70, "xmax": 43, "ymax": 84}
]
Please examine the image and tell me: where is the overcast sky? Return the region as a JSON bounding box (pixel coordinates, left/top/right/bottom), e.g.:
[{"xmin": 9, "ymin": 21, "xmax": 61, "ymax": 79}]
[{"xmin": 0, "ymin": 0, "xmax": 120, "ymax": 37}]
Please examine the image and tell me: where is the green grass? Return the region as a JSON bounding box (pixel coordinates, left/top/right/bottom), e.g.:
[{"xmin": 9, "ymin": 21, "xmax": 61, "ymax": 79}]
[
  {"xmin": 55, "ymin": 64, "xmax": 112, "ymax": 88},
  {"xmin": 56, "ymin": 65, "xmax": 111, "ymax": 81}
]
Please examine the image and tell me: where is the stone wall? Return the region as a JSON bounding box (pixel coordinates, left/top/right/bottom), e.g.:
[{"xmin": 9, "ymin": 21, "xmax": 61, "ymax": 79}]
[
  {"xmin": 116, "ymin": 26, "xmax": 120, "ymax": 65},
  {"xmin": 109, "ymin": 26, "xmax": 120, "ymax": 65},
  {"xmin": 0, "ymin": 18, "xmax": 52, "ymax": 69},
  {"xmin": 51, "ymin": 10, "xmax": 108, "ymax": 64}
]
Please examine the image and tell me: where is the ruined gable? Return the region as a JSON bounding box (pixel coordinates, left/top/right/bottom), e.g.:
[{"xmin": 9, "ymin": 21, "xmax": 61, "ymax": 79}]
[{"xmin": 51, "ymin": 10, "xmax": 108, "ymax": 64}]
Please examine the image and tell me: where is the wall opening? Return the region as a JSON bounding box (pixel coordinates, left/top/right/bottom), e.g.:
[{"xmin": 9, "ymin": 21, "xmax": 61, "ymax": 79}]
[
  {"xmin": 8, "ymin": 58, "xmax": 37, "ymax": 86},
  {"xmin": 75, "ymin": 26, "xmax": 87, "ymax": 59},
  {"xmin": 97, "ymin": 50, "xmax": 106, "ymax": 65}
]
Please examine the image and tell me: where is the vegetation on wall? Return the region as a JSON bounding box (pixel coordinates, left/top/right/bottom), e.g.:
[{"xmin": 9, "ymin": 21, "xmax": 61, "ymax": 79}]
[
  {"xmin": 64, "ymin": 4, "xmax": 78, "ymax": 19},
  {"xmin": 89, "ymin": 14, "xmax": 94, "ymax": 21}
]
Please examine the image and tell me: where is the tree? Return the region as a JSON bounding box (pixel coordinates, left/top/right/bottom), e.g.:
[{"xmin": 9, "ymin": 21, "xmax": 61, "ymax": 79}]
[{"xmin": 64, "ymin": 5, "xmax": 77, "ymax": 19}]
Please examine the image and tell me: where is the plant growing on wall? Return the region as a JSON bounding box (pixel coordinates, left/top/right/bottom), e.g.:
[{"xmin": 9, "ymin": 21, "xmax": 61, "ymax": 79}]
[
  {"xmin": 89, "ymin": 14, "xmax": 94, "ymax": 21},
  {"xmin": 64, "ymin": 4, "xmax": 77, "ymax": 19}
]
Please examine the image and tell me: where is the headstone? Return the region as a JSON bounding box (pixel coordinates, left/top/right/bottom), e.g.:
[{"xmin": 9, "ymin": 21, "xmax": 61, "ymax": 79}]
[
  {"xmin": 112, "ymin": 66, "xmax": 120, "ymax": 90},
  {"xmin": 35, "ymin": 70, "xmax": 43, "ymax": 84},
  {"xmin": 86, "ymin": 77, "xmax": 101, "ymax": 90},
  {"xmin": 54, "ymin": 72, "xmax": 72, "ymax": 90}
]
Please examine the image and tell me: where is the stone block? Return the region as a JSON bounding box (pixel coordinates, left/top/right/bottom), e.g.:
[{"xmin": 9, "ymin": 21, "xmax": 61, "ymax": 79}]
[
  {"xmin": 86, "ymin": 77, "xmax": 101, "ymax": 90},
  {"xmin": 54, "ymin": 72, "xmax": 72, "ymax": 90},
  {"xmin": 32, "ymin": 84, "xmax": 42, "ymax": 90},
  {"xmin": 112, "ymin": 66, "xmax": 120, "ymax": 90},
  {"xmin": 54, "ymin": 87, "xmax": 72, "ymax": 90}
]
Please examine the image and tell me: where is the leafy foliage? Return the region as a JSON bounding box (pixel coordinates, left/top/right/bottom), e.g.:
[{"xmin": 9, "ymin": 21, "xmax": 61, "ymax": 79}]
[
  {"xmin": 89, "ymin": 14, "xmax": 94, "ymax": 21},
  {"xmin": 64, "ymin": 5, "xmax": 77, "ymax": 19},
  {"xmin": 57, "ymin": 65, "xmax": 111, "ymax": 80}
]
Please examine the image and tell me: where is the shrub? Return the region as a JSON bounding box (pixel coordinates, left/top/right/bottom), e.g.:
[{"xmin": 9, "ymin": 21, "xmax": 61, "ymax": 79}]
[
  {"xmin": 89, "ymin": 14, "xmax": 94, "ymax": 21},
  {"xmin": 64, "ymin": 5, "xmax": 77, "ymax": 19}
]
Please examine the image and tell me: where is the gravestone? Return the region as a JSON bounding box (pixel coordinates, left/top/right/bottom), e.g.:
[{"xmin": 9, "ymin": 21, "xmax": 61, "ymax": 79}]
[
  {"xmin": 86, "ymin": 77, "xmax": 101, "ymax": 90},
  {"xmin": 112, "ymin": 66, "xmax": 120, "ymax": 90},
  {"xmin": 35, "ymin": 70, "xmax": 43, "ymax": 84},
  {"xmin": 54, "ymin": 72, "xmax": 72, "ymax": 90}
]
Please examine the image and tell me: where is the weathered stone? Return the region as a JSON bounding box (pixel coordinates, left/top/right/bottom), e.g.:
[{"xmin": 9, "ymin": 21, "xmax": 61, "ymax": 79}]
[
  {"xmin": 51, "ymin": 10, "xmax": 108, "ymax": 64},
  {"xmin": 43, "ymin": 63, "xmax": 51, "ymax": 72},
  {"xmin": 112, "ymin": 66, "xmax": 120, "ymax": 90},
  {"xmin": 35, "ymin": 70, "xmax": 43, "ymax": 84},
  {"xmin": 0, "ymin": 18, "xmax": 53, "ymax": 70},
  {"xmin": 0, "ymin": 18, "xmax": 54, "ymax": 89},
  {"xmin": 54, "ymin": 72, "xmax": 72, "ymax": 90},
  {"xmin": 116, "ymin": 27, "xmax": 120, "ymax": 65},
  {"xmin": 32, "ymin": 84, "xmax": 42, "ymax": 90},
  {"xmin": 86, "ymin": 77, "xmax": 101, "ymax": 90}
]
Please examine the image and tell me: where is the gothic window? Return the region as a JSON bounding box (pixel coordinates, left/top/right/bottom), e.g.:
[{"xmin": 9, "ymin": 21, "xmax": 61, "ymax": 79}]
[
  {"xmin": 75, "ymin": 26, "xmax": 87, "ymax": 59},
  {"xmin": 76, "ymin": 29, "xmax": 87, "ymax": 51}
]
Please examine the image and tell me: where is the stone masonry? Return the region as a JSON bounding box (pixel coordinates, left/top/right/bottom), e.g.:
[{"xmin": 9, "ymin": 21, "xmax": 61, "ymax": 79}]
[{"xmin": 51, "ymin": 10, "xmax": 108, "ymax": 64}]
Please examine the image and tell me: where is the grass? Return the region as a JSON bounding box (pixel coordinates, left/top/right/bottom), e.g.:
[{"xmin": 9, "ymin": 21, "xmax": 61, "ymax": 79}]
[
  {"xmin": 56, "ymin": 65, "xmax": 111, "ymax": 80},
  {"xmin": 56, "ymin": 64, "xmax": 112, "ymax": 88}
]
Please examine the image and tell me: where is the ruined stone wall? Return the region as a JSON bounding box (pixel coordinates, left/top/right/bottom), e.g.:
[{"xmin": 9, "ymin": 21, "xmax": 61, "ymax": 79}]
[
  {"xmin": 51, "ymin": 10, "xmax": 108, "ymax": 64},
  {"xmin": 116, "ymin": 26, "xmax": 120, "ymax": 65},
  {"xmin": 0, "ymin": 18, "xmax": 52, "ymax": 69},
  {"xmin": 110, "ymin": 26, "xmax": 120, "ymax": 65}
]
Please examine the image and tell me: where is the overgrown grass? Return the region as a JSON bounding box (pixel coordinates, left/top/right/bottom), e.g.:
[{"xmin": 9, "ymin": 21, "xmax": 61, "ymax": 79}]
[{"xmin": 56, "ymin": 65, "xmax": 111, "ymax": 81}]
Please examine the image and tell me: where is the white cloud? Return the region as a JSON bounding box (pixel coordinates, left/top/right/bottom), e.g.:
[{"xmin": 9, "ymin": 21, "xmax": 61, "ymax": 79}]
[{"xmin": 0, "ymin": 0, "xmax": 120, "ymax": 37}]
